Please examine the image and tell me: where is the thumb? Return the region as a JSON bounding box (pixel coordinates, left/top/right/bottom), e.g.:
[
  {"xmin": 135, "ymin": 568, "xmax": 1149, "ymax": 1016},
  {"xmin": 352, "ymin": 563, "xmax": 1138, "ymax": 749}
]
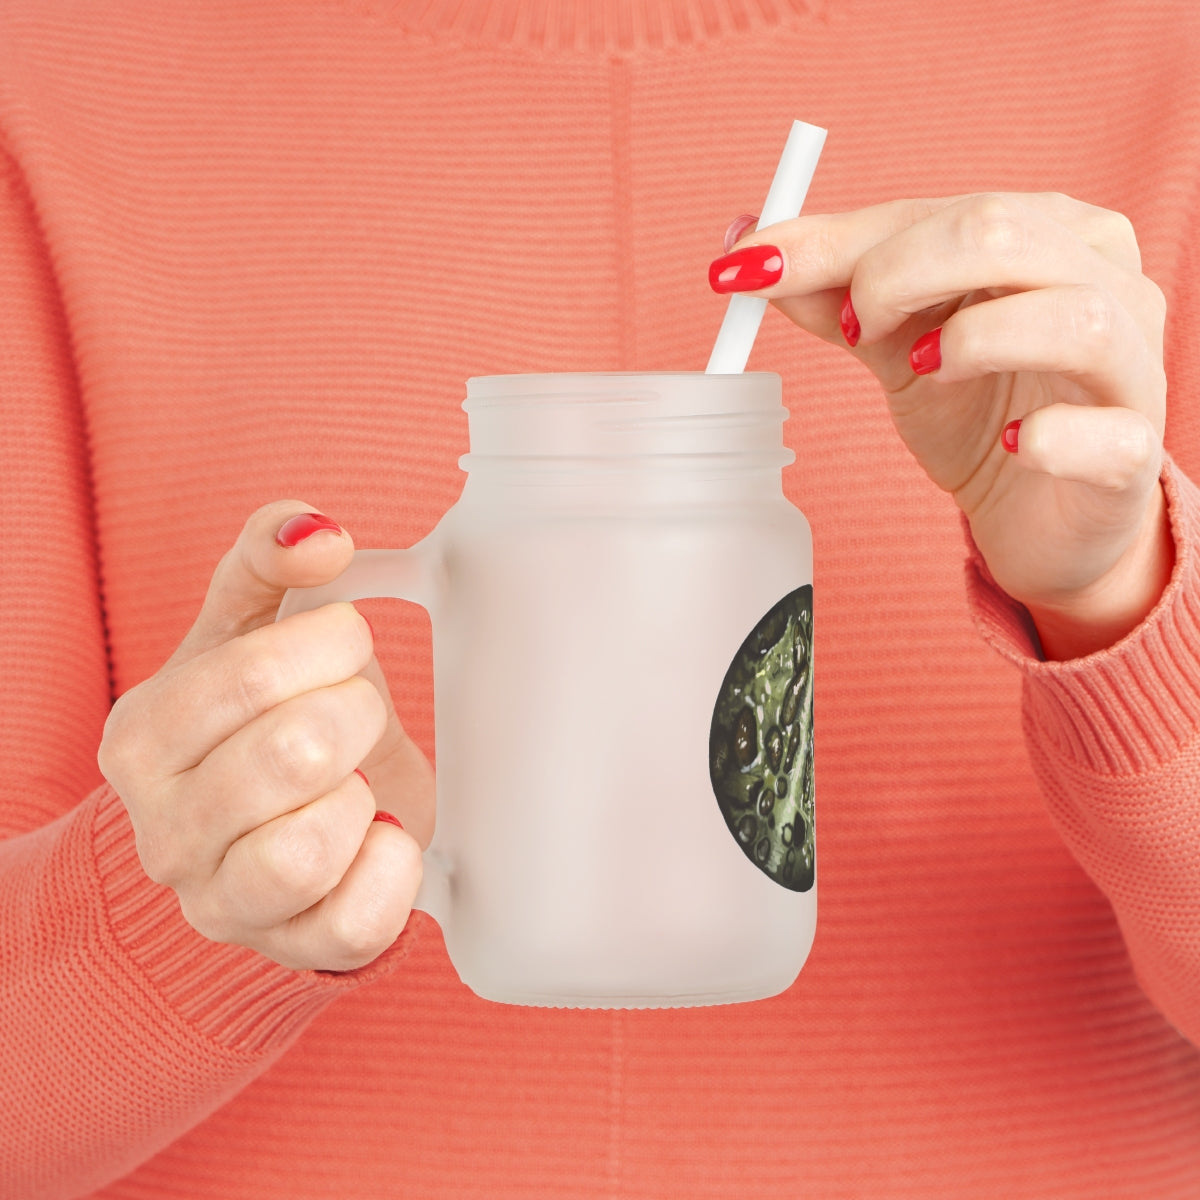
[
  {"xmin": 167, "ymin": 499, "xmax": 438, "ymax": 847},
  {"xmin": 167, "ymin": 500, "xmax": 356, "ymax": 669}
]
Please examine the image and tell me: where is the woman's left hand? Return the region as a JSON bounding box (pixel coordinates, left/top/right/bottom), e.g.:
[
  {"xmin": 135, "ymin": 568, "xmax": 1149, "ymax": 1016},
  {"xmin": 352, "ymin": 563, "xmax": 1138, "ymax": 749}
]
[{"xmin": 711, "ymin": 192, "xmax": 1172, "ymax": 659}]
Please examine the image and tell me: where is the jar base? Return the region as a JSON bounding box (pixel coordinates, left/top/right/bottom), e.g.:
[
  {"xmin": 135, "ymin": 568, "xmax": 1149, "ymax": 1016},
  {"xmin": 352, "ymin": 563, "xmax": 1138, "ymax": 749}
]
[{"xmin": 462, "ymin": 971, "xmax": 804, "ymax": 1009}]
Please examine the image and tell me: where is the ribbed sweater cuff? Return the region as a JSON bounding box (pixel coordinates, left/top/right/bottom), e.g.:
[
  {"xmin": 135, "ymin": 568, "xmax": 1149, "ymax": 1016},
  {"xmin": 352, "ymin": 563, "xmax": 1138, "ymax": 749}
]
[
  {"xmin": 91, "ymin": 784, "xmax": 418, "ymax": 1058},
  {"xmin": 965, "ymin": 455, "xmax": 1200, "ymax": 775}
]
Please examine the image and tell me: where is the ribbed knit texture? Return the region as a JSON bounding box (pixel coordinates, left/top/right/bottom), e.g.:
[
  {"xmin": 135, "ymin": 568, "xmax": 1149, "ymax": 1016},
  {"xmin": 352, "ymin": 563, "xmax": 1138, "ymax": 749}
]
[{"xmin": 1, "ymin": 1, "xmax": 1199, "ymax": 1197}]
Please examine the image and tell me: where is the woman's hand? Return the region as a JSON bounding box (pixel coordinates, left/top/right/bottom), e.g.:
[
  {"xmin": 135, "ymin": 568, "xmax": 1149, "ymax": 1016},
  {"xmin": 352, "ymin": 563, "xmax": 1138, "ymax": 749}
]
[
  {"xmin": 711, "ymin": 192, "xmax": 1172, "ymax": 659},
  {"xmin": 98, "ymin": 501, "xmax": 434, "ymax": 972}
]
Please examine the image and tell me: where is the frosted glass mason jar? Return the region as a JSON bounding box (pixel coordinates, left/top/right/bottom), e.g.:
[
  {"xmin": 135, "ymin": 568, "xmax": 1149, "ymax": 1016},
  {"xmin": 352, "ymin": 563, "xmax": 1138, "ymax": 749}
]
[{"xmin": 278, "ymin": 372, "xmax": 815, "ymax": 1008}]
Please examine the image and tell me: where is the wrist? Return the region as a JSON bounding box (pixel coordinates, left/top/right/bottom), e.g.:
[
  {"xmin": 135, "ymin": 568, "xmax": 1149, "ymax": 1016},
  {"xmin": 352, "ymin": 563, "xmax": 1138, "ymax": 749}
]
[{"xmin": 1021, "ymin": 483, "xmax": 1174, "ymax": 660}]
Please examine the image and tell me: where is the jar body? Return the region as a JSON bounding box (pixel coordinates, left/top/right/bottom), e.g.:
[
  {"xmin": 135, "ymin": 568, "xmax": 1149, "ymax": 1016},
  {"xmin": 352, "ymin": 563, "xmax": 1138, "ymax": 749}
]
[{"xmin": 425, "ymin": 373, "xmax": 816, "ymax": 1007}]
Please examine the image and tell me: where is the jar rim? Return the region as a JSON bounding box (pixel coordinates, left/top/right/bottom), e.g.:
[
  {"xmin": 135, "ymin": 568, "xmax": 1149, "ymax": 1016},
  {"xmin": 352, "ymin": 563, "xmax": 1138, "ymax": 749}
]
[{"xmin": 464, "ymin": 371, "xmax": 782, "ymax": 408}]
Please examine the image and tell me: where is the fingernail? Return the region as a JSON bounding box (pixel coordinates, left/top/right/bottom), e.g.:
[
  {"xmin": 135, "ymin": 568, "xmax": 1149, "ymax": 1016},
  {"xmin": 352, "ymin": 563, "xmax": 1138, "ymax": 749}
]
[
  {"xmin": 722, "ymin": 213, "xmax": 759, "ymax": 254},
  {"xmin": 839, "ymin": 290, "xmax": 861, "ymax": 347},
  {"xmin": 1002, "ymin": 419, "xmax": 1022, "ymax": 453},
  {"xmin": 276, "ymin": 512, "xmax": 343, "ymax": 548},
  {"xmin": 354, "ymin": 768, "xmax": 370, "ymax": 787},
  {"xmin": 372, "ymin": 810, "xmax": 404, "ymax": 830},
  {"xmin": 708, "ymin": 244, "xmax": 784, "ymax": 294},
  {"xmin": 910, "ymin": 327, "xmax": 942, "ymax": 375}
]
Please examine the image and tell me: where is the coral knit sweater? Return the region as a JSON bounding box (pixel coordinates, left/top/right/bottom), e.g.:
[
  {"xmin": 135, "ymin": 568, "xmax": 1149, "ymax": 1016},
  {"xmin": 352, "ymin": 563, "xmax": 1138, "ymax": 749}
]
[{"xmin": 2, "ymin": 1, "xmax": 1200, "ymax": 1197}]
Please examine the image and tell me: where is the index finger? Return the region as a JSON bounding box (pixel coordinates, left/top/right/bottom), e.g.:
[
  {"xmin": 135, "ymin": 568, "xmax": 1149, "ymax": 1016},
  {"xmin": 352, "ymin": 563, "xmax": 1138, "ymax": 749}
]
[
  {"xmin": 730, "ymin": 191, "xmax": 1143, "ymax": 298},
  {"xmin": 132, "ymin": 601, "xmax": 374, "ymax": 777}
]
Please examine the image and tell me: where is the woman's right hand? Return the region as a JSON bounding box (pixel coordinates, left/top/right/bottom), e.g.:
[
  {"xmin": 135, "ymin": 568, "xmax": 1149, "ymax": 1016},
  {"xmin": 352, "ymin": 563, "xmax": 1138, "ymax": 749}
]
[{"xmin": 98, "ymin": 501, "xmax": 433, "ymax": 972}]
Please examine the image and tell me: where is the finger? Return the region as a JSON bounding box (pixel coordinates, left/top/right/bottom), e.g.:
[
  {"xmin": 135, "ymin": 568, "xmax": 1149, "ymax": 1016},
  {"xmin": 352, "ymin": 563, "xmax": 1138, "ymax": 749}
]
[
  {"xmin": 930, "ymin": 285, "xmax": 1166, "ymax": 420},
  {"xmin": 770, "ymin": 286, "xmax": 848, "ymax": 345},
  {"xmin": 720, "ymin": 196, "xmax": 956, "ymax": 297},
  {"xmin": 182, "ymin": 673, "xmax": 388, "ymax": 870},
  {"xmin": 354, "ymin": 673, "xmax": 437, "ymax": 850},
  {"xmin": 263, "ymin": 810, "xmax": 423, "ymax": 972},
  {"xmin": 198, "ymin": 769, "xmax": 377, "ymax": 933},
  {"xmin": 167, "ymin": 500, "xmax": 355, "ymax": 670},
  {"xmin": 723, "ymin": 212, "xmax": 759, "ymax": 253},
  {"xmin": 845, "ymin": 194, "xmax": 1144, "ymax": 346},
  {"xmin": 1005, "ymin": 402, "xmax": 1162, "ymax": 494},
  {"xmin": 720, "ymin": 191, "xmax": 1143, "ymax": 302},
  {"xmin": 926, "ymin": 192, "xmax": 1141, "ymax": 272},
  {"xmin": 119, "ymin": 600, "xmax": 374, "ymax": 778}
]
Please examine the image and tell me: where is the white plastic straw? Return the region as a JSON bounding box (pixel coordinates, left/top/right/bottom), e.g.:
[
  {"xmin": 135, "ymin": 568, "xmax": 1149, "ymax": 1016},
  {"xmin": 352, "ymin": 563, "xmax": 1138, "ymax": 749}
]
[{"xmin": 705, "ymin": 120, "xmax": 827, "ymax": 374}]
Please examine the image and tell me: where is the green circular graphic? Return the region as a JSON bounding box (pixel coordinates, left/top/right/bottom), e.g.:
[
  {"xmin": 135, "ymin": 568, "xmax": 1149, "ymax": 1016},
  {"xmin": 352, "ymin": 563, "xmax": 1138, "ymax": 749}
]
[{"xmin": 709, "ymin": 586, "xmax": 814, "ymax": 892}]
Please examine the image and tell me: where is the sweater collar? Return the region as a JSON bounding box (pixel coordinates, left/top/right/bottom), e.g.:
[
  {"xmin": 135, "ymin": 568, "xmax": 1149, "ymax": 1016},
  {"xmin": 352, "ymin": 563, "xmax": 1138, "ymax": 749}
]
[{"xmin": 371, "ymin": 0, "xmax": 826, "ymax": 52}]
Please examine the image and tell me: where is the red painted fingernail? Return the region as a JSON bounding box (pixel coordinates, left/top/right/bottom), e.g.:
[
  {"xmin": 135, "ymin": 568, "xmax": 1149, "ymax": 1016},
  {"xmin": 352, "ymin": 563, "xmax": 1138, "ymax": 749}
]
[
  {"xmin": 354, "ymin": 768, "xmax": 370, "ymax": 787},
  {"xmin": 275, "ymin": 512, "xmax": 343, "ymax": 548},
  {"xmin": 910, "ymin": 327, "xmax": 942, "ymax": 375},
  {"xmin": 722, "ymin": 213, "xmax": 759, "ymax": 253},
  {"xmin": 372, "ymin": 810, "xmax": 404, "ymax": 830},
  {"xmin": 1002, "ymin": 419, "xmax": 1022, "ymax": 453},
  {"xmin": 708, "ymin": 244, "xmax": 784, "ymax": 293},
  {"xmin": 839, "ymin": 290, "xmax": 860, "ymax": 347}
]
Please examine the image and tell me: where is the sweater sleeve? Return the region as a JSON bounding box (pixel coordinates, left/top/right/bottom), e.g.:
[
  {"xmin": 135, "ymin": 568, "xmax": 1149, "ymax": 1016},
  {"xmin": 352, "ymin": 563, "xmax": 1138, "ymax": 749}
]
[
  {"xmin": 0, "ymin": 151, "xmax": 416, "ymax": 1198},
  {"xmin": 966, "ymin": 457, "xmax": 1200, "ymax": 1048}
]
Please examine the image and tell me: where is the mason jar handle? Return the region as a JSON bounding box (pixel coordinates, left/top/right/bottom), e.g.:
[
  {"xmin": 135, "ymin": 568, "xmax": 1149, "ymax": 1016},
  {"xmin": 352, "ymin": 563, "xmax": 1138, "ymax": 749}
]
[
  {"xmin": 276, "ymin": 546, "xmax": 434, "ymax": 616},
  {"xmin": 275, "ymin": 544, "xmax": 452, "ymax": 930}
]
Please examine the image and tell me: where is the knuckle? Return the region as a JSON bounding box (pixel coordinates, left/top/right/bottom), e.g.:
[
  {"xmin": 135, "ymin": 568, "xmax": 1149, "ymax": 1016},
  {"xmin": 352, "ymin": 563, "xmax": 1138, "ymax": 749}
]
[
  {"xmin": 962, "ymin": 194, "xmax": 1030, "ymax": 262},
  {"xmin": 1141, "ymin": 276, "xmax": 1168, "ymax": 324},
  {"xmin": 1062, "ymin": 286, "xmax": 1118, "ymax": 348},
  {"xmin": 134, "ymin": 825, "xmax": 186, "ymax": 887},
  {"xmin": 95, "ymin": 726, "xmax": 125, "ymax": 785},
  {"xmin": 1081, "ymin": 204, "xmax": 1142, "ymax": 272},
  {"xmin": 904, "ymin": 195, "xmax": 946, "ymax": 226},
  {"xmin": 232, "ymin": 645, "xmax": 288, "ymax": 716},
  {"xmin": 1100, "ymin": 208, "xmax": 1138, "ymax": 252},
  {"xmin": 177, "ymin": 889, "xmax": 241, "ymax": 947},
  {"xmin": 789, "ymin": 223, "xmax": 840, "ymax": 280},
  {"xmin": 325, "ymin": 903, "xmax": 393, "ymax": 967},
  {"xmin": 847, "ymin": 256, "xmax": 895, "ymax": 322},
  {"xmin": 1116, "ymin": 414, "xmax": 1160, "ymax": 474},
  {"xmin": 1085, "ymin": 414, "xmax": 1160, "ymax": 492},
  {"xmin": 261, "ymin": 710, "xmax": 337, "ymax": 789},
  {"xmin": 97, "ymin": 688, "xmax": 149, "ymax": 782},
  {"xmin": 1094, "ymin": 458, "xmax": 1145, "ymax": 493},
  {"xmin": 258, "ymin": 814, "xmax": 341, "ymax": 899}
]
